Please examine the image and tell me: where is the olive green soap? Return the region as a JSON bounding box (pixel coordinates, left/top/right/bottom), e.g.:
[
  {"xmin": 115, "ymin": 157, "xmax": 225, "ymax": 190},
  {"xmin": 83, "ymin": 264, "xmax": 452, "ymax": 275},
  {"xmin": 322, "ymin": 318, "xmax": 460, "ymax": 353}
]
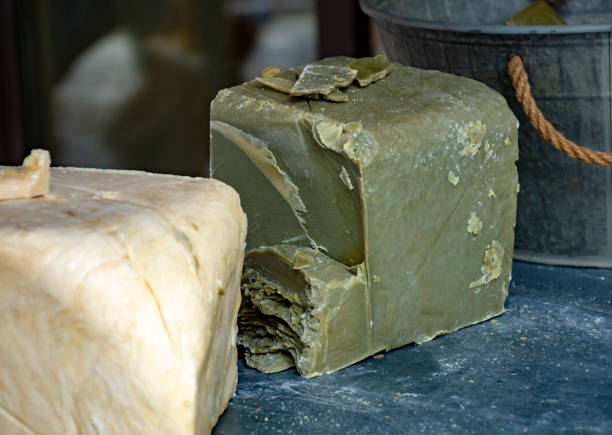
[
  {"xmin": 211, "ymin": 56, "xmax": 519, "ymax": 377},
  {"xmin": 239, "ymin": 245, "xmax": 371, "ymax": 377}
]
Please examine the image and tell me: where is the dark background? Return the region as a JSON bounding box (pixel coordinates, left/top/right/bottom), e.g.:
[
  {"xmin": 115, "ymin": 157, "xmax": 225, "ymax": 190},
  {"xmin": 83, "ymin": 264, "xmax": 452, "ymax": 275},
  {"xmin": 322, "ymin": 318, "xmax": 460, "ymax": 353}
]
[{"xmin": 0, "ymin": 0, "xmax": 380, "ymax": 176}]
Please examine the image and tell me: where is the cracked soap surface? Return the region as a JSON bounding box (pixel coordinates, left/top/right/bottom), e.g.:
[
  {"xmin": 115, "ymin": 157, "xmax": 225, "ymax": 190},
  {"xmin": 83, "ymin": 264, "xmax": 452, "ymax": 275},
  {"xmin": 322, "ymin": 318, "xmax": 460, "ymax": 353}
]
[
  {"xmin": 239, "ymin": 245, "xmax": 371, "ymax": 378},
  {"xmin": 211, "ymin": 56, "xmax": 519, "ymax": 376},
  {"xmin": 0, "ymin": 167, "xmax": 247, "ymax": 434}
]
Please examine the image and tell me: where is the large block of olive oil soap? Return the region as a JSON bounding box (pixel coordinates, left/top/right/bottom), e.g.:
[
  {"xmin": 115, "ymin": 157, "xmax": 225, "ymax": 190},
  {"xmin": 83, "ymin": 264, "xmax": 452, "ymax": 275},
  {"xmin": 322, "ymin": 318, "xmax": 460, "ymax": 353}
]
[{"xmin": 211, "ymin": 56, "xmax": 519, "ymax": 377}]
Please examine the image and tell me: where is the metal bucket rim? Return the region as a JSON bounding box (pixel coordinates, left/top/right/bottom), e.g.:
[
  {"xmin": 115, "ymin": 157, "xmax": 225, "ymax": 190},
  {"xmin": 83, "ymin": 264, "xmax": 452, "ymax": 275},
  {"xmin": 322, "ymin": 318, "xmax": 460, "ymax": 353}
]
[{"xmin": 361, "ymin": 0, "xmax": 612, "ymax": 35}]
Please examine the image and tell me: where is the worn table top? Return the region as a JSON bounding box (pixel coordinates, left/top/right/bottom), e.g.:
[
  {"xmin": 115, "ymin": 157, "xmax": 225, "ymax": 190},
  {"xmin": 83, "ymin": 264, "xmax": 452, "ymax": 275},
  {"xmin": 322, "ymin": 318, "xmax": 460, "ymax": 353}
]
[{"xmin": 214, "ymin": 261, "xmax": 611, "ymax": 434}]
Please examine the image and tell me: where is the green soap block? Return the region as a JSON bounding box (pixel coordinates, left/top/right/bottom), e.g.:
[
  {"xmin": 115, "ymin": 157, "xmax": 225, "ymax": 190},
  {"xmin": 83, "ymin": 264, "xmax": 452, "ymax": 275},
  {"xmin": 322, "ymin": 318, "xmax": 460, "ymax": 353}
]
[
  {"xmin": 506, "ymin": 0, "xmax": 566, "ymax": 25},
  {"xmin": 239, "ymin": 245, "xmax": 371, "ymax": 377},
  {"xmin": 211, "ymin": 57, "xmax": 519, "ymax": 376}
]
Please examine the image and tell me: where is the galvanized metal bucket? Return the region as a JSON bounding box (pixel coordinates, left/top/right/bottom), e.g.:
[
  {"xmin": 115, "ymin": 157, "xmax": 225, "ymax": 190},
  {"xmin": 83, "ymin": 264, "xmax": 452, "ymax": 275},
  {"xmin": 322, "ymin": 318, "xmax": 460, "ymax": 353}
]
[{"xmin": 362, "ymin": 0, "xmax": 612, "ymax": 268}]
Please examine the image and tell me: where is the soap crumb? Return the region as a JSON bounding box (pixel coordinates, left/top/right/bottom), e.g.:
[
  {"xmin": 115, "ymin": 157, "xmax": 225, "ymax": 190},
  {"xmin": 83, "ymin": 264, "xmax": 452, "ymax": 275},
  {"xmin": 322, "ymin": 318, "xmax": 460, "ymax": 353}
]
[
  {"xmin": 467, "ymin": 121, "xmax": 487, "ymax": 144},
  {"xmin": 487, "ymin": 189, "xmax": 496, "ymax": 199},
  {"xmin": 467, "ymin": 212, "xmax": 483, "ymax": 235},
  {"xmin": 514, "ymin": 183, "xmax": 521, "ymax": 193},
  {"xmin": 469, "ymin": 240, "xmax": 504, "ymax": 288},
  {"xmin": 460, "ymin": 141, "xmax": 481, "ymax": 157},
  {"xmin": 484, "ymin": 141, "xmax": 490, "ymax": 152},
  {"xmin": 519, "ymin": 336, "xmax": 527, "ymax": 341},
  {"xmin": 0, "ymin": 149, "xmax": 50, "ymax": 200},
  {"xmin": 455, "ymin": 121, "xmax": 486, "ymax": 157},
  {"xmin": 448, "ymin": 171, "xmax": 459, "ymax": 186},
  {"xmin": 261, "ymin": 66, "xmax": 280, "ymax": 77},
  {"xmin": 504, "ymin": 137, "xmax": 511, "ymax": 146},
  {"xmin": 373, "ymin": 274, "xmax": 380, "ymax": 282}
]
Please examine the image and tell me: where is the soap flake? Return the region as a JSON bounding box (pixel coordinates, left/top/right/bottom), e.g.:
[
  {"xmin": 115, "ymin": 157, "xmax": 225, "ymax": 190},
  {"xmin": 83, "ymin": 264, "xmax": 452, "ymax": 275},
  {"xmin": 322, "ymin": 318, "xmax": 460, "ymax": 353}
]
[
  {"xmin": 349, "ymin": 55, "xmax": 393, "ymax": 87},
  {"xmin": 256, "ymin": 77, "xmax": 295, "ymax": 94},
  {"xmin": 290, "ymin": 64, "xmax": 357, "ymax": 96},
  {"xmin": 323, "ymin": 88, "xmax": 349, "ymax": 103}
]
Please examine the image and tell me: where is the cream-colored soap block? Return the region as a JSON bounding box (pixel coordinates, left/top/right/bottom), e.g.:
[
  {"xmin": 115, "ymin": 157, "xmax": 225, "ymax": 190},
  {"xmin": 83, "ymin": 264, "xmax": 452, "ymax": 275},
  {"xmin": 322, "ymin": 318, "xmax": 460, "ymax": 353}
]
[{"xmin": 0, "ymin": 167, "xmax": 247, "ymax": 434}]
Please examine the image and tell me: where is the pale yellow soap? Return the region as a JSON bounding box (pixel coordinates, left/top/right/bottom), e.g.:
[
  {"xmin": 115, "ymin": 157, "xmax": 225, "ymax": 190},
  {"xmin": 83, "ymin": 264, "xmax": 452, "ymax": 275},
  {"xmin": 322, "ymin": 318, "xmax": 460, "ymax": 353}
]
[
  {"xmin": 0, "ymin": 149, "xmax": 50, "ymax": 200},
  {"xmin": 0, "ymin": 167, "xmax": 247, "ymax": 434}
]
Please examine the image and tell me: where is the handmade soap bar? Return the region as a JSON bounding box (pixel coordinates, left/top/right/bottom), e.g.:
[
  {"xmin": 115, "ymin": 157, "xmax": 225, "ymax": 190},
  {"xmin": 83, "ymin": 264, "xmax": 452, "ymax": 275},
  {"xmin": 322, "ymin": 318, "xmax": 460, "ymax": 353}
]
[
  {"xmin": 211, "ymin": 57, "xmax": 519, "ymax": 377},
  {"xmin": 0, "ymin": 167, "xmax": 247, "ymax": 433}
]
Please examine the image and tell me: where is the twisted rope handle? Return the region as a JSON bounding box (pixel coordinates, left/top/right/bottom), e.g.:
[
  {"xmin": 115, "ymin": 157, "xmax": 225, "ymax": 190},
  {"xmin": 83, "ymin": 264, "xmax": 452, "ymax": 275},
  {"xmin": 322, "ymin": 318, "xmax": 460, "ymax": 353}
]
[{"xmin": 508, "ymin": 53, "xmax": 612, "ymax": 166}]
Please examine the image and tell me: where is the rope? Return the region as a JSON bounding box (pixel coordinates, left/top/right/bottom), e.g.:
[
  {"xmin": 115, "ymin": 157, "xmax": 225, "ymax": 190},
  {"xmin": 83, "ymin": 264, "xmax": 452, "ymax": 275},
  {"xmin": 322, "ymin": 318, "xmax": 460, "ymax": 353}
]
[{"xmin": 507, "ymin": 53, "xmax": 612, "ymax": 166}]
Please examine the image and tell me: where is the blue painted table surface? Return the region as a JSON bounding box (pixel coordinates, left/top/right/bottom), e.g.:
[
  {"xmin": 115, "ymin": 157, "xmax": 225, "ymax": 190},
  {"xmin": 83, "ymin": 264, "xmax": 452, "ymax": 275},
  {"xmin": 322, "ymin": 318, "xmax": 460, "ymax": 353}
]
[{"xmin": 214, "ymin": 261, "xmax": 611, "ymax": 434}]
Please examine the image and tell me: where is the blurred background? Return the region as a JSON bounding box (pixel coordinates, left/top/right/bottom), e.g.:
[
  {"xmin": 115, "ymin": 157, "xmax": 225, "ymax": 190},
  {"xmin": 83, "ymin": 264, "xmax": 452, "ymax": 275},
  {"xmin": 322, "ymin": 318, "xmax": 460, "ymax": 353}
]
[{"xmin": 1, "ymin": 0, "xmax": 383, "ymax": 176}]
